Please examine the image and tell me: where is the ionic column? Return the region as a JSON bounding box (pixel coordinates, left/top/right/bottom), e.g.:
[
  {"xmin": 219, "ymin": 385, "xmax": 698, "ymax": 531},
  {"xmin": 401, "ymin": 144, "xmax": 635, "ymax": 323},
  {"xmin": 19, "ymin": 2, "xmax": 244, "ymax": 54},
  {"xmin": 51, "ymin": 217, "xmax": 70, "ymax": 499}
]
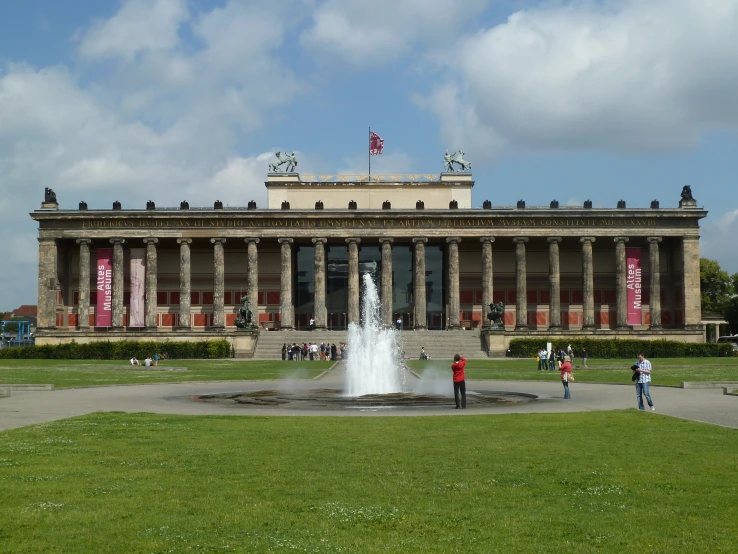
[
  {"xmin": 413, "ymin": 238, "xmax": 428, "ymax": 330},
  {"xmin": 447, "ymin": 237, "xmax": 462, "ymax": 330},
  {"xmin": 278, "ymin": 238, "xmax": 294, "ymax": 330},
  {"xmin": 513, "ymin": 237, "xmax": 528, "ymax": 330},
  {"xmin": 211, "ymin": 238, "xmax": 226, "ymax": 329},
  {"xmin": 177, "ymin": 238, "xmax": 192, "ymax": 329},
  {"xmin": 581, "ymin": 237, "xmax": 596, "ymax": 329},
  {"xmin": 346, "ymin": 238, "xmax": 361, "ymax": 325},
  {"xmin": 480, "ymin": 238, "xmax": 495, "ymax": 327},
  {"xmin": 547, "ymin": 237, "xmax": 562, "ymax": 330},
  {"xmin": 37, "ymin": 237, "xmax": 58, "ymax": 329},
  {"xmin": 648, "ymin": 237, "xmax": 662, "ymax": 329},
  {"xmin": 312, "ymin": 238, "xmax": 327, "ymax": 329},
  {"xmin": 76, "ymin": 239, "xmax": 91, "ymax": 330},
  {"xmin": 682, "ymin": 236, "xmax": 702, "ymax": 329},
  {"xmin": 143, "ymin": 238, "xmax": 158, "ymax": 330},
  {"xmin": 380, "ymin": 238, "xmax": 394, "ymax": 327},
  {"xmin": 110, "ymin": 238, "xmax": 125, "ymax": 329},
  {"xmin": 614, "ymin": 237, "xmax": 630, "ymax": 329},
  {"xmin": 246, "ymin": 238, "xmax": 260, "ymax": 327}
]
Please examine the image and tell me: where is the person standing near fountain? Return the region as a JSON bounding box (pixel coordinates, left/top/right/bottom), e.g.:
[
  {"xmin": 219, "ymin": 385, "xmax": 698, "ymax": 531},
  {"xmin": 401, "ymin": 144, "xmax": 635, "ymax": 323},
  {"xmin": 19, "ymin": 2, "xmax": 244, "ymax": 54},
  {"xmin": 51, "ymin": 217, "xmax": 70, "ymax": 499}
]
[{"xmin": 451, "ymin": 354, "xmax": 467, "ymax": 409}]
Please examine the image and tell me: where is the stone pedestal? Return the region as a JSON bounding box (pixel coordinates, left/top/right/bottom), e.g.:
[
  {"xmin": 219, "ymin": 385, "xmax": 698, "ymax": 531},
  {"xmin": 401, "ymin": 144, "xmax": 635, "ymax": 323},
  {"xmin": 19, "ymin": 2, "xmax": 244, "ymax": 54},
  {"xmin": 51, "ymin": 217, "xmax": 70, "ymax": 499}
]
[
  {"xmin": 144, "ymin": 238, "xmax": 159, "ymax": 330},
  {"xmin": 547, "ymin": 237, "xmax": 562, "ymax": 330},
  {"xmin": 177, "ymin": 239, "xmax": 192, "ymax": 329},
  {"xmin": 313, "ymin": 238, "xmax": 327, "ymax": 329},
  {"xmin": 513, "ymin": 237, "xmax": 528, "ymax": 330},
  {"xmin": 413, "ymin": 238, "xmax": 428, "ymax": 329},
  {"xmin": 76, "ymin": 239, "xmax": 91, "ymax": 330}
]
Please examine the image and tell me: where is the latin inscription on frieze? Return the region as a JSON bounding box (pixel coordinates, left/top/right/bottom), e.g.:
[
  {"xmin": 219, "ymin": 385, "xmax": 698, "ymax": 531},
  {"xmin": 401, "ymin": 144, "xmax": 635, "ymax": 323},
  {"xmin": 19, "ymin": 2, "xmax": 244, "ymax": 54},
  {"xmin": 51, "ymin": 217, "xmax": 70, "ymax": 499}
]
[{"xmin": 76, "ymin": 216, "xmax": 662, "ymax": 229}]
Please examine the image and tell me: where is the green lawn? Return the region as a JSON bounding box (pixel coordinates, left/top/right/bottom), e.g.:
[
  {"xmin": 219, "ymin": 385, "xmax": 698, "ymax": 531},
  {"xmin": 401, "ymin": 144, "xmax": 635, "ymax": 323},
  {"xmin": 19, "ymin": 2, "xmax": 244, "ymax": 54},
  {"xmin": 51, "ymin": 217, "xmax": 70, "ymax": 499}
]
[
  {"xmin": 0, "ymin": 359, "xmax": 333, "ymax": 388},
  {"xmin": 1, "ymin": 411, "xmax": 736, "ymax": 553},
  {"xmin": 407, "ymin": 357, "xmax": 738, "ymax": 386}
]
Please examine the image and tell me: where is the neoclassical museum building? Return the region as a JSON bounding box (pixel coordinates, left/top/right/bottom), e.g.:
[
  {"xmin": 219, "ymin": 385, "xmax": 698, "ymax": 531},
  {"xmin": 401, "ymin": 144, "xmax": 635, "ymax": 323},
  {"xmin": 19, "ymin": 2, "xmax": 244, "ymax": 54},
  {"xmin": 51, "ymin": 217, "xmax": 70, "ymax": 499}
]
[{"xmin": 31, "ymin": 169, "xmax": 706, "ymax": 355}]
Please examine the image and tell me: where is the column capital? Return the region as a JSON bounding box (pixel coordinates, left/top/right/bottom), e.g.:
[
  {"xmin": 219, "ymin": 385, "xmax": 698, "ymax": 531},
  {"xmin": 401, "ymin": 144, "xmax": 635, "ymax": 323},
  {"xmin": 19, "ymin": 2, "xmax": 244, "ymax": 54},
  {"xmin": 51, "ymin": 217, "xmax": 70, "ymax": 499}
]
[
  {"xmin": 512, "ymin": 237, "xmax": 528, "ymax": 244},
  {"xmin": 579, "ymin": 236, "xmax": 596, "ymax": 244},
  {"xmin": 312, "ymin": 237, "xmax": 328, "ymax": 245},
  {"xmin": 177, "ymin": 238, "xmax": 192, "ymax": 245},
  {"xmin": 76, "ymin": 238, "xmax": 92, "ymax": 245},
  {"xmin": 647, "ymin": 237, "xmax": 662, "ymax": 244},
  {"xmin": 379, "ymin": 237, "xmax": 394, "ymax": 245},
  {"xmin": 210, "ymin": 237, "xmax": 226, "ymax": 245},
  {"xmin": 244, "ymin": 237, "xmax": 260, "ymax": 244},
  {"xmin": 412, "ymin": 237, "xmax": 428, "ymax": 244},
  {"xmin": 345, "ymin": 238, "xmax": 361, "ymax": 245},
  {"xmin": 613, "ymin": 237, "xmax": 629, "ymax": 244},
  {"xmin": 446, "ymin": 237, "xmax": 462, "ymax": 244},
  {"xmin": 480, "ymin": 237, "xmax": 495, "ymax": 243},
  {"xmin": 278, "ymin": 237, "xmax": 294, "ymax": 244},
  {"xmin": 143, "ymin": 237, "xmax": 159, "ymax": 245},
  {"xmin": 547, "ymin": 237, "xmax": 562, "ymax": 244},
  {"xmin": 109, "ymin": 238, "xmax": 126, "ymax": 245}
]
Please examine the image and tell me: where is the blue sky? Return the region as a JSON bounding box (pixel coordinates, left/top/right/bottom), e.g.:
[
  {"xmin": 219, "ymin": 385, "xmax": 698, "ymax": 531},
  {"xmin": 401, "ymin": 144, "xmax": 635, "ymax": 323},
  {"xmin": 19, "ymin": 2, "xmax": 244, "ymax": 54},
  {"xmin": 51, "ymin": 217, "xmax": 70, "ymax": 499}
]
[{"xmin": 2, "ymin": 0, "xmax": 738, "ymax": 309}]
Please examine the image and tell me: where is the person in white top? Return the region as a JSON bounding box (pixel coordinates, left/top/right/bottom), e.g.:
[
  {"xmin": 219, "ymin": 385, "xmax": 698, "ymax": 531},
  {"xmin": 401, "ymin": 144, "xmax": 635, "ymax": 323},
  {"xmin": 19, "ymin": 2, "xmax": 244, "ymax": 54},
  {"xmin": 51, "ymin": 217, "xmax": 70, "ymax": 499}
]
[
  {"xmin": 396, "ymin": 316, "xmax": 402, "ymax": 330},
  {"xmin": 144, "ymin": 357, "xmax": 152, "ymax": 367},
  {"xmin": 130, "ymin": 357, "xmax": 139, "ymax": 366},
  {"xmin": 633, "ymin": 352, "xmax": 655, "ymax": 411}
]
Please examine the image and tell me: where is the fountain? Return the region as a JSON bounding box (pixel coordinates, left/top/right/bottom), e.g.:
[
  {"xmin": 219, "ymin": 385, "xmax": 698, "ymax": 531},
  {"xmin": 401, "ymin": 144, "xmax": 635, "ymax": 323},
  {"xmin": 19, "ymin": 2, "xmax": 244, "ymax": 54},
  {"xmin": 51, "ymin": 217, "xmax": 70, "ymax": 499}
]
[{"xmin": 345, "ymin": 273, "xmax": 408, "ymax": 396}]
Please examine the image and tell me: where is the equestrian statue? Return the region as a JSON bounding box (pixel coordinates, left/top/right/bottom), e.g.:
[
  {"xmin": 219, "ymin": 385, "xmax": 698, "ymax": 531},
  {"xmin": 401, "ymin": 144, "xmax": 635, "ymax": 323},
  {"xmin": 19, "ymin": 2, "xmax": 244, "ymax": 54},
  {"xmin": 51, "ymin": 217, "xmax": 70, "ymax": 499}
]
[
  {"xmin": 269, "ymin": 151, "xmax": 298, "ymax": 173},
  {"xmin": 443, "ymin": 150, "xmax": 472, "ymax": 172}
]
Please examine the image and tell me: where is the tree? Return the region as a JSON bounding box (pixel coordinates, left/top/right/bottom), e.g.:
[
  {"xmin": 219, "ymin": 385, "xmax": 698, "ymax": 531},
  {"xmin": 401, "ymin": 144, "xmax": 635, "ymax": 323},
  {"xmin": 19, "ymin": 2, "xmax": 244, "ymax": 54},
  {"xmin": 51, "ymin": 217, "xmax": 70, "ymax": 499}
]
[{"xmin": 700, "ymin": 258, "xmax": 732, "ymax": 314}]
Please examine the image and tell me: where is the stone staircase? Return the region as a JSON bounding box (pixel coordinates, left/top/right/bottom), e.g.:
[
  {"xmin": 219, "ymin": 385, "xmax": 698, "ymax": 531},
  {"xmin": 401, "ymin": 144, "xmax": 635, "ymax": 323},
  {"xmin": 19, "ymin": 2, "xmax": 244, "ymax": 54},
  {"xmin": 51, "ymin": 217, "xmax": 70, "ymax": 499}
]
[{"xmin": 252, "ymin": 329, "xmax": 488, "ymax": 360}]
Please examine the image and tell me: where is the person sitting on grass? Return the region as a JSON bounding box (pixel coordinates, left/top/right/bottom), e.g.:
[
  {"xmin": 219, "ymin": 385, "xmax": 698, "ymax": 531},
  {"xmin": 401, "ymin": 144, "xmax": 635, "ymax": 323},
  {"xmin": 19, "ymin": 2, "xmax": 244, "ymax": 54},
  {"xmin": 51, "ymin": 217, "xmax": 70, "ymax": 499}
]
[{"xmin": 130, "ymin": 357, "xmax": 139, "ymax": 366}]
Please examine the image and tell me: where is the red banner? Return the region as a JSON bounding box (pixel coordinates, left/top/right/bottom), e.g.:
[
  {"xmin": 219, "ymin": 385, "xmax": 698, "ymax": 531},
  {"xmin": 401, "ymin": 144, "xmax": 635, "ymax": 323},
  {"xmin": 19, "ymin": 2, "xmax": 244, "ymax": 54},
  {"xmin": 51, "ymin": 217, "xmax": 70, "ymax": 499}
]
[
  {"xmin": 626, "ymin": 247, "xmax": 643, "ymax": 326},
  {"xmin": 370, "ymin": 131, "xmax": 384, "ymax": 156},
  {"xmin": 96, "ymin": 249, "xmax": 112, "ymax": 327}
]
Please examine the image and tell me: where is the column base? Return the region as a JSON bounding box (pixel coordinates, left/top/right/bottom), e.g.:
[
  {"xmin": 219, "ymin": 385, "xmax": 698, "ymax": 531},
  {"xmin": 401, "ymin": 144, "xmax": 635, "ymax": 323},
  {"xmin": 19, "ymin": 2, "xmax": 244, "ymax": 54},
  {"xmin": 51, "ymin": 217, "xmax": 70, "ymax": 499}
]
[
  {"xmin": 110, "ymin": 326, "xmax": 124, "ymax": 331},
  {"xmin": 177, "ymin": 326, "xmax": 192, "ymax": 332},
  {"xmin": 446, "ymin": 325, "xmax": 463, "ymax": 331},
  {"xmin": 280, "ymin": 326, "xmax": 294, "ymax": 331},
  {"xmin": 413, "ymin": 326, "xmax": 427, "ymax": 331},
  {"xmin": 648, "ymin": 325, "xmax": 663, "ymax": 330},
  {"xmin": 581, "ymin": 324, "xmax": 597, "ymax": 330},
  {"xmin": 515, "ymin": 325, "xmax": 528, "ymax": 330},
  {"xmin": 145, "ymin": 326, "xmax": 158, "ymax": 332},
  {"xmin": 547, "ymin": 325, "xmax": 562, "ymax": 331},
  {"xmin": 78, "ymin": 326, "xmax": 90, "ymax": 332},
  {"xmin": 615, "ymin": 325, "xmax": 632, "ymax": 331}
]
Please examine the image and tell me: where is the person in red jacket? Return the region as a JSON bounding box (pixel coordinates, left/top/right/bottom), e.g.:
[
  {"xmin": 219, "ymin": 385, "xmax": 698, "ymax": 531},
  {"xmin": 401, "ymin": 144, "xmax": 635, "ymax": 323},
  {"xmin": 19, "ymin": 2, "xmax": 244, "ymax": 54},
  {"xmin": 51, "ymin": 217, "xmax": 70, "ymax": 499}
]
[
  {"xmin": 559, "ymin": 355, "xmax": 573, "ymax": 399},
  {"xmin": 451, "ymin": 353, "xmax": 467, "ymax": 409}
]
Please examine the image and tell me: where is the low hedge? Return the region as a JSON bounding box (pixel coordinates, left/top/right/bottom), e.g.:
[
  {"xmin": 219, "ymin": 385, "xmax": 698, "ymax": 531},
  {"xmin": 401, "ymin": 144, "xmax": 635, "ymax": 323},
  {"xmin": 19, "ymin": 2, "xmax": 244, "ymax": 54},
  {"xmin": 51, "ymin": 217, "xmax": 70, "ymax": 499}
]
[
  {"xmin": 508, "ymin": 338, "xmax": 734, "ymax": 359},
  {"xmin": 0, "ymin": 339, "xmax": 231, "ymax": 360}
]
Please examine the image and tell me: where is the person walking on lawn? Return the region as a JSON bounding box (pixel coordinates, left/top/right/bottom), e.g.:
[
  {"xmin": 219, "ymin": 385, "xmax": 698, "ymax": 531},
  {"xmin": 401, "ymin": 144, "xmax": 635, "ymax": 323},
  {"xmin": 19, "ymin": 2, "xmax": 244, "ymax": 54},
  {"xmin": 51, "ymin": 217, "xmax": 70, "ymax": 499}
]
[
  {"xmin": 633, "ymin": 353, "xmax": 656, "ymax": 411},
  {"xmin": 451, "ymin": 354, "xmax": 467, "ymax": 409},
  {"xmin": 559, "ymin": 355, "xmax": 573, "ymax": 399}
]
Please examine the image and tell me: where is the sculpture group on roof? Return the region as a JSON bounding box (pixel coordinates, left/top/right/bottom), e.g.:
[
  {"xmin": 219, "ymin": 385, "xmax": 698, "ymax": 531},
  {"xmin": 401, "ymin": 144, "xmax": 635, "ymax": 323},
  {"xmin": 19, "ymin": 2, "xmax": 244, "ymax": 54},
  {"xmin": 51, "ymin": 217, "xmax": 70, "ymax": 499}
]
[
  {"xmin": 269, "ymin": 151, "xmax": 298, "ymax": 173},
  {"xmin": 443, "ymin": 150, "xmax": 472, "ymax": 172}
]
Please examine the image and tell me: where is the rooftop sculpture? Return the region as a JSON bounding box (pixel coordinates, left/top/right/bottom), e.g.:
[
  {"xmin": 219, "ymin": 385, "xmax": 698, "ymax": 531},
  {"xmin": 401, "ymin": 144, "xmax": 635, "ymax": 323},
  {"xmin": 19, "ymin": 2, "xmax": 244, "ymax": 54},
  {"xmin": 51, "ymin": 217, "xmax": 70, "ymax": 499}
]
[
  {"xmin": 443, "ymin": 150, "xmax": 472, "ymax": 172},
  {"xmin": 269, "ymin": 151, "xmax": 298, "ymax": 173}
]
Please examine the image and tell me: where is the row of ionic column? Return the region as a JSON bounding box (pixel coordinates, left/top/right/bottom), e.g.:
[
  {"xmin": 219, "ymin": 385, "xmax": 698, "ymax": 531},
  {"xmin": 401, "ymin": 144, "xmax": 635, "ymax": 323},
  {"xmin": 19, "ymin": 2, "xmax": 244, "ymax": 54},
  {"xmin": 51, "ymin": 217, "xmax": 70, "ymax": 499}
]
[{"xmin": 73, "ymin": 237, "xmax": 259, "ymax": 330}]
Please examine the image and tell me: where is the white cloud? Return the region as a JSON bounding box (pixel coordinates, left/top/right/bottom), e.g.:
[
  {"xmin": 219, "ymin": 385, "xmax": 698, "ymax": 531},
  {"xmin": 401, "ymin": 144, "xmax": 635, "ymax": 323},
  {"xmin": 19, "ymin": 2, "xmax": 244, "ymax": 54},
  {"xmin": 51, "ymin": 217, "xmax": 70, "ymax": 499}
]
[
  {"xmin": 78, "ymin": 0, "xmax": 188, "ymax": 62},
  {"xmin": 301, "ymin": 0, "xmax": 490, "ymax": 65},
  {"xmin": 423, "ymin": 0, "xmax": 738, "ymax": 160}
]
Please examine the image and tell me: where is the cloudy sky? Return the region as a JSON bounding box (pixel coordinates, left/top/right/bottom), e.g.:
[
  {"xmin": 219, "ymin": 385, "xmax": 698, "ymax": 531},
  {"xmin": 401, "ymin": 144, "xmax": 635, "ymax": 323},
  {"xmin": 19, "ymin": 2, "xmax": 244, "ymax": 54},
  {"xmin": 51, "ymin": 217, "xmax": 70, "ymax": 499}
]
[{"xmin": 2, "ymin": 0, "xmax": 738, "ymax": 309}]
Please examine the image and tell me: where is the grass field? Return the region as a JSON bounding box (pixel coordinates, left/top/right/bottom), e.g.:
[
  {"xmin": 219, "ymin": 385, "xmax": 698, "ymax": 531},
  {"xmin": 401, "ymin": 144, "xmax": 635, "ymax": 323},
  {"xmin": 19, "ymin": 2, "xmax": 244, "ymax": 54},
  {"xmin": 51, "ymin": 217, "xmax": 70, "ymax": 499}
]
[
  {"xmin": 0, "ymin": 359, "xmax": 332, "ymax": 388},
  {"xmin": 1, "ymin": 357, "xmax": 737, "ymax": 388},
  {"xmin": 1, "ymin": 411, "xmax": 736, "ymax": 553},
  {"xmin": 407, "ymin": 357, "xmax": 738, "ymax": 386}
]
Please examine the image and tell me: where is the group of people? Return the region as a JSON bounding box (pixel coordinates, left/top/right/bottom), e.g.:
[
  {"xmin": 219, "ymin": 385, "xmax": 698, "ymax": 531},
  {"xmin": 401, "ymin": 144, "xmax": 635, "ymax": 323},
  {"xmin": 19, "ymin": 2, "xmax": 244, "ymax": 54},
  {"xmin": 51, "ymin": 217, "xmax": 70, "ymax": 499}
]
[
  {"xmin": 419, "ymin": 347, "xmax": 431, "ymax": 360},
  {"xmin": 537, "ymin": 345, "xmax": 589, "ymax": 371},
  {"xmin": 129, "ymin": 353, "xmax": 160, "ymax": 367},
  {"xmin": 281, "ymin": 342, "xmax": 344, "ymax": 362}
]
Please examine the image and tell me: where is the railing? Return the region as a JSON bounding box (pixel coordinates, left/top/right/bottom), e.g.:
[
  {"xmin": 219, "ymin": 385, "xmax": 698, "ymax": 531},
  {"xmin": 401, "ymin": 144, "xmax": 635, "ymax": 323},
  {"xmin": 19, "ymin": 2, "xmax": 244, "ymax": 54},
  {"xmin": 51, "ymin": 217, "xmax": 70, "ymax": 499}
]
[{"xmin": 299, "ymin": 174, "xmax": 443, "ymax": 183}]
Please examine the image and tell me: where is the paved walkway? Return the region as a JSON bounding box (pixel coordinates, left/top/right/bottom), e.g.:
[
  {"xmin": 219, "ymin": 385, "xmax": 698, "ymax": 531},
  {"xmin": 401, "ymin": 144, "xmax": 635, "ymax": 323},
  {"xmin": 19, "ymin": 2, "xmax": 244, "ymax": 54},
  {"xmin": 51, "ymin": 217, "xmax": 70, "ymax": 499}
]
[{"xmin": 1, "ymin": 366, "xmax": 737, "ymax": 431}]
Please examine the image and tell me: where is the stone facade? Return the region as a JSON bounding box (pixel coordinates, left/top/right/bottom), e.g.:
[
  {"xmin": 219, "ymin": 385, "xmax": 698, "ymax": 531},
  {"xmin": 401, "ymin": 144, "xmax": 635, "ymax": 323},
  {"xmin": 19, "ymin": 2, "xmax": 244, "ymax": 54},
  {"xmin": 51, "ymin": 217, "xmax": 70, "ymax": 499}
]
[{"xmin": 30, "ymin": 172, "xmax": 708, "ymax": 355}]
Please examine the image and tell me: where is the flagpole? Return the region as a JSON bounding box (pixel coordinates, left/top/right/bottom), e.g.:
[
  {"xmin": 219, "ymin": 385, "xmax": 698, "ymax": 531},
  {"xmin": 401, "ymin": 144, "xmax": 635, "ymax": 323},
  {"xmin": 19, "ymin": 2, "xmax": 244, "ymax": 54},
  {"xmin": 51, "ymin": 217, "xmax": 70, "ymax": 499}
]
[{"xmin": 368, "ymin": 127, "xmax": 371, "ymax": 182}]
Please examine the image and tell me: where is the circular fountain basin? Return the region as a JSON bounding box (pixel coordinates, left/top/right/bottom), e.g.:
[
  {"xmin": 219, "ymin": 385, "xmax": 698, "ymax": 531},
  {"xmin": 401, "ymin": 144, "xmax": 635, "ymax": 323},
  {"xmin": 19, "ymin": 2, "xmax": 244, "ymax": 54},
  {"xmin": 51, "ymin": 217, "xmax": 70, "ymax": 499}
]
[{"xmin": 194, "ymin": 389, "xmax": 537, "ymax": 411}]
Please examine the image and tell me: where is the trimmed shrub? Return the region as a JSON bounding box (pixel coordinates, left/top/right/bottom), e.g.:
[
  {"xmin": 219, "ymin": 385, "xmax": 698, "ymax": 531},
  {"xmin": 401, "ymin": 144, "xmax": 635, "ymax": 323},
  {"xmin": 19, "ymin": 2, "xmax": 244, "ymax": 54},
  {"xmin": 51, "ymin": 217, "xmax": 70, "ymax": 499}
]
[
  {"xmin": 0, "ymin": 340, "xmax": 231, "ymax": 360},
  {"xmin": 508, "ymin": 338, "xmax": 733, "ymax": 359}
]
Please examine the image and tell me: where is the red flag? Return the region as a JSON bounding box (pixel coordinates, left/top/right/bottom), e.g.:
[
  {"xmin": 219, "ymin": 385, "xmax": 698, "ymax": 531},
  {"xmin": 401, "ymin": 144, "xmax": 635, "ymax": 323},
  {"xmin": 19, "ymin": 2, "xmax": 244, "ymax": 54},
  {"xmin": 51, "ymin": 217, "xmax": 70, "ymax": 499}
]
[{"xmin": 370, "ymin": 131, "xmax": 384, "ymax": 156}]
